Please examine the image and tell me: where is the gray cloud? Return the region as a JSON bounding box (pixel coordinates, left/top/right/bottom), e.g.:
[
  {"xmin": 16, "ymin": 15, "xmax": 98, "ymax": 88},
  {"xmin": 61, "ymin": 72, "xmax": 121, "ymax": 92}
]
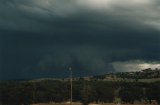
[
  {"xmin": 0, "ymin": 0, "xmax": 160, "ymax": 80},
  {"xmin": 1, "ymin": 0, "xmax": 160, "ymax": 32}
]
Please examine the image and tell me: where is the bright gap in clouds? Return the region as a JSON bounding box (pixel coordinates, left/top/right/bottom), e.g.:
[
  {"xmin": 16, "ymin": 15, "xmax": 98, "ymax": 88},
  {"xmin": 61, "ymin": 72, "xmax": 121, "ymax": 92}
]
[
  {"xmin": 113, "ymin": 61, "xmax": 160, "ymax": 72},
  {"xmin": 139, "ymin": 63, "xmax": 160, "ymax": 70}
]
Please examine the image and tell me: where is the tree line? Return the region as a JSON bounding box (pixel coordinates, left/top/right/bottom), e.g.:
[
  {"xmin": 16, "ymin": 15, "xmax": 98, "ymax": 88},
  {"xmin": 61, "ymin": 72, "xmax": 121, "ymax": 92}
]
[{"xmin": 0, "ymin": 80, "xmax": 160, "ymax": 105}]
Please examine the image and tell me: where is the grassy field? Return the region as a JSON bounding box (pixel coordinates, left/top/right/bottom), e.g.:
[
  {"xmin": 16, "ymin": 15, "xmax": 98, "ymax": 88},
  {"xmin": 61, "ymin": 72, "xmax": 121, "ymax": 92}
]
[
  {"xmin": 31, "ymin": 103, "xmax": 152, "ymax": 105},
  {"xmin": 31, "ymin": 102, "xmax": 81, "ymax": 105}
]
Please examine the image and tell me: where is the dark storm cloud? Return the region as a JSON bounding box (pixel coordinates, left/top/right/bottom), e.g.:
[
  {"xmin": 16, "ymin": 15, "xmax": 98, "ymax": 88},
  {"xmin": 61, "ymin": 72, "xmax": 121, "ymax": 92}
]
[
  {"xmin": 0, "ymin": 0, "xmax": 160, "ymax": 80},
  {"xmin": 1, "ymin": 0, "xmax": 160, "ymax": 32}
]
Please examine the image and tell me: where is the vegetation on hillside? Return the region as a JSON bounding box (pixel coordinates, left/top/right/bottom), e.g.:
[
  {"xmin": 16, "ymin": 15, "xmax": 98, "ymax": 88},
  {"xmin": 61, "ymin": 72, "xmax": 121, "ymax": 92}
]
[
  {"xmin": 0, "ymin": 68, "xmax": 160, "ymax": 105},
  {"xmin": 0, "ymin": 80, "xmax": 160, "ymax": 105}
]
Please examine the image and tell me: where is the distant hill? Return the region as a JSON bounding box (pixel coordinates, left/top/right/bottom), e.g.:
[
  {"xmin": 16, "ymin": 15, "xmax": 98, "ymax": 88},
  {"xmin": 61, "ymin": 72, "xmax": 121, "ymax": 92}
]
[
  {"xmin": 3, "ymin": 68, "xmax": 159, "ymax": 83},
  {"xmin": 67, "ymin": 68, "xmax": 160, "ymax": 82}
]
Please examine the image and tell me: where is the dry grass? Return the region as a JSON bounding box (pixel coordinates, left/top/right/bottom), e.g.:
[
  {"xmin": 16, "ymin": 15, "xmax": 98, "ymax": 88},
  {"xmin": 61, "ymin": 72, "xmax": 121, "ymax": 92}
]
[
  {"xmin": 31, "ymin": 103, "xmax": 152, "ymax": 105},
  {"xmin": 31, "ymin": 102, "xmax": 82, "ymax": 105}
]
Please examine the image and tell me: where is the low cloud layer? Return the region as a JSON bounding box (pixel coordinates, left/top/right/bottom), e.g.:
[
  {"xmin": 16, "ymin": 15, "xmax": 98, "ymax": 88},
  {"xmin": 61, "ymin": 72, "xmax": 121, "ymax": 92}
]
[{"xmin": 0, "ymin": 0, "xmax": 160, "ymax": 80}]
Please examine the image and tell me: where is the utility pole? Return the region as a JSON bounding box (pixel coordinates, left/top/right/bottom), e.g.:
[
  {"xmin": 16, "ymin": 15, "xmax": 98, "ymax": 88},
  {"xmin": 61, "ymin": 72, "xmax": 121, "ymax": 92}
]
[{"xmin": 69, "ymin": 67, "xmax": 72, "ymax": 105}]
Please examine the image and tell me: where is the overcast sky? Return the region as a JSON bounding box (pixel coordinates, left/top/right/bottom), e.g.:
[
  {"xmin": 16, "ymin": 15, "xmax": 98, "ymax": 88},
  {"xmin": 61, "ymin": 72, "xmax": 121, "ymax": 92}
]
[{"xmin": 0, "ymin": 0, "xmax": 160, "ymax": 80}]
